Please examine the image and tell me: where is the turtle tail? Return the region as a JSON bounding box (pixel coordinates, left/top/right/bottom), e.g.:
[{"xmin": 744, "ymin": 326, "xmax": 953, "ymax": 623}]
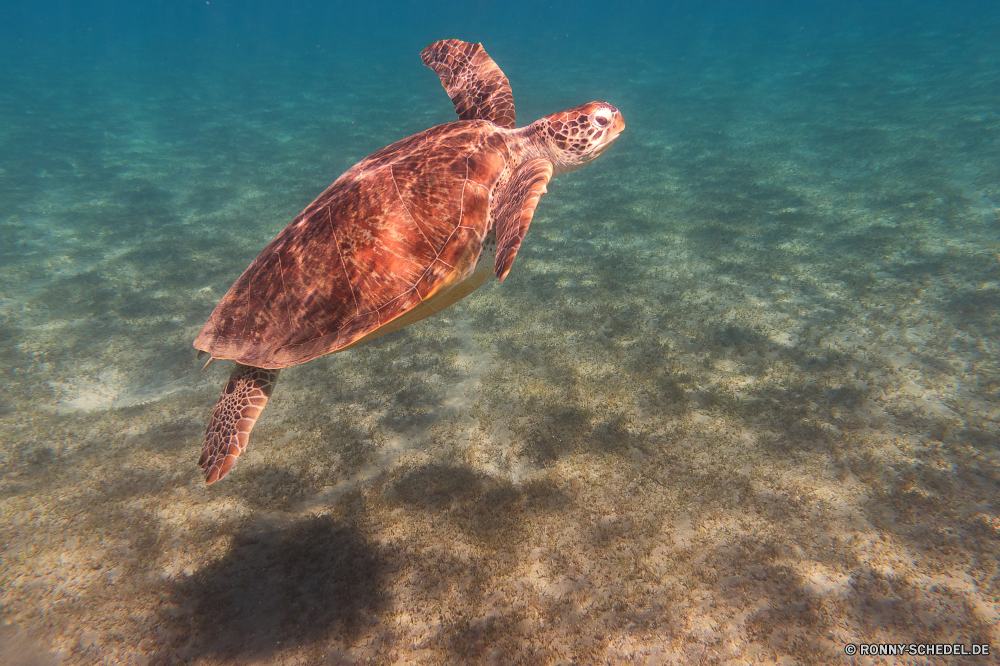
[{"xmin": 199, "ymin": 362, "xmax": 280, "ymax": 484}]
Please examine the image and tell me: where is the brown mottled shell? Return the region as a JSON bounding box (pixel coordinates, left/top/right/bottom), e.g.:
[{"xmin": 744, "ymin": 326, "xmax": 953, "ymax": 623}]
[{"xmin": 193, "ymin": 121, "xmax": 511, "ymax": 369}]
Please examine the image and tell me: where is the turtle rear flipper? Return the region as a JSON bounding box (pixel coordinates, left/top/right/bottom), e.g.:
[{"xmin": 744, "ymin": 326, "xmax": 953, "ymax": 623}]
[{"xmin": 199, "ymin": 363, "xmax": 280, "ymax": 484}]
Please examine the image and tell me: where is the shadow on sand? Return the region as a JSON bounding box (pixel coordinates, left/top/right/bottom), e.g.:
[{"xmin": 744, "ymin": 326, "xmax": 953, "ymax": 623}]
[{"xmin": 154, "ymin": 514, "xmax": 390, "ymax": 662}]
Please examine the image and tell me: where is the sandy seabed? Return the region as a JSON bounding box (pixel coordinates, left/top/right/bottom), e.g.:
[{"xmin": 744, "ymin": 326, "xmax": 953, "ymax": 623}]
[{"xmin": 1, "ymin": 30, "xmax": 999, "ymax": 666}]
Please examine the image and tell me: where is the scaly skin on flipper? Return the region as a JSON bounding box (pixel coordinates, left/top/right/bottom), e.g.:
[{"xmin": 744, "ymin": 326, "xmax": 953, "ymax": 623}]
[
  {"xmin": 492, "ymin": 158, "xmax": 553, "ymax": 281},
  {"xmin": 199, "ymin": 363, "xmax": 280, "ymax": 484},
  {"xmin": 420, "ymin": 39, "xmax": 516, "ymax": 129}
]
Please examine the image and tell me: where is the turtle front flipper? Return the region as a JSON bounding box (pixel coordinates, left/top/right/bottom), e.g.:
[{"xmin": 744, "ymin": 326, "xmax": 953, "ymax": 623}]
[
  {"xmin": 492, "ymin": 158, "xmax": 553, "ymax": 282},
  {"xmin": 199, "ymin": 363, "xmax": 280, "ymax": 484},
  {"xmin": 420, "ymin": 39, "xmax": 516, "ymax": 129}
]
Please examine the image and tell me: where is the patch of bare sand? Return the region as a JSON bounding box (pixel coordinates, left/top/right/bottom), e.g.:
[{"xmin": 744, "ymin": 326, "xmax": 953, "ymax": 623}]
[{"xmin": 4, "ymin": 232, "xmax": 998, "ymax": 664}]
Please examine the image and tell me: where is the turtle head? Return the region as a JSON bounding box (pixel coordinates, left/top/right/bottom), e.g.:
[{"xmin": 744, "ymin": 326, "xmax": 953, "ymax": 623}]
[{"xmin": 534, "ymin": 101, "xmax": 625, "ymax": 174}]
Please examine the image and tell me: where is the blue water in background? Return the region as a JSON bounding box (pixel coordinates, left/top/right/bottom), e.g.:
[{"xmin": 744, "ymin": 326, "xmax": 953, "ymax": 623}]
[
  {"xmin": 2, "ymin": 1, "xmax": 999, "ymax": 663},
  {"xmin": 4, "ymin": 0, "xmax": 997, "ymax": 268},
  {"xmin": 4, "ymin": 0, "xmax": 998, "ymax": 220}
]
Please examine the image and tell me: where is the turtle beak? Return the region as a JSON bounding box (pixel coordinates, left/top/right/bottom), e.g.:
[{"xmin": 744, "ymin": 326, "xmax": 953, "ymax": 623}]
[
  {"xmin": 612, "ymin": 112, "xmax": 626, "ymax": 136},
  {"xmin": 594, "ymin": 115, "xmax": 625, "ymax": 156}
]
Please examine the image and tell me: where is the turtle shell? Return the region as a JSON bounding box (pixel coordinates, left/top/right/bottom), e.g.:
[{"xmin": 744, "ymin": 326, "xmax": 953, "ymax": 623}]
[{"xmin": 194, "ymin": 120, "xmax": 511, "ymax": 369}]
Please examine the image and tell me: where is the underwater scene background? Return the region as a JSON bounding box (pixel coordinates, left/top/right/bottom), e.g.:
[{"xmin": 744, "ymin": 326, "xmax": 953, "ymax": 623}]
[{"xmin": 2, "ymin": 0, "xmax": 999, "ymax": 663}]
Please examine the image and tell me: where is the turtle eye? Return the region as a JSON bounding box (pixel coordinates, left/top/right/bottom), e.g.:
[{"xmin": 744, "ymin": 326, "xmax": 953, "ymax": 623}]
[{"xmin": 592, "ymin": 108, "xmax": 613, "ymax": 129}]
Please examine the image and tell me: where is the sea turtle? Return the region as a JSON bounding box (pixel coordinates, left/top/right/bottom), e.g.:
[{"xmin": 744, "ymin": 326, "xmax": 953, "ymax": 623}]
[{"xmin": 193, "ymin": 39, "xmax": 625, "ymax": 483}]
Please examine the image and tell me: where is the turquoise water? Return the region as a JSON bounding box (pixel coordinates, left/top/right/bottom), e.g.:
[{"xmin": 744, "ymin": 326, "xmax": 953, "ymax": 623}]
[{"xmin": 2, "ymin": 1, "xmax": 999, "ymax": 663}]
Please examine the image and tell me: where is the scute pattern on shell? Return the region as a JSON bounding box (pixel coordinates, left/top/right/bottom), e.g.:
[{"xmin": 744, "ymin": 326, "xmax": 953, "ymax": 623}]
[{"xmin": 194, "ymin": 122, "xmax": 512, "ymax": 369}]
